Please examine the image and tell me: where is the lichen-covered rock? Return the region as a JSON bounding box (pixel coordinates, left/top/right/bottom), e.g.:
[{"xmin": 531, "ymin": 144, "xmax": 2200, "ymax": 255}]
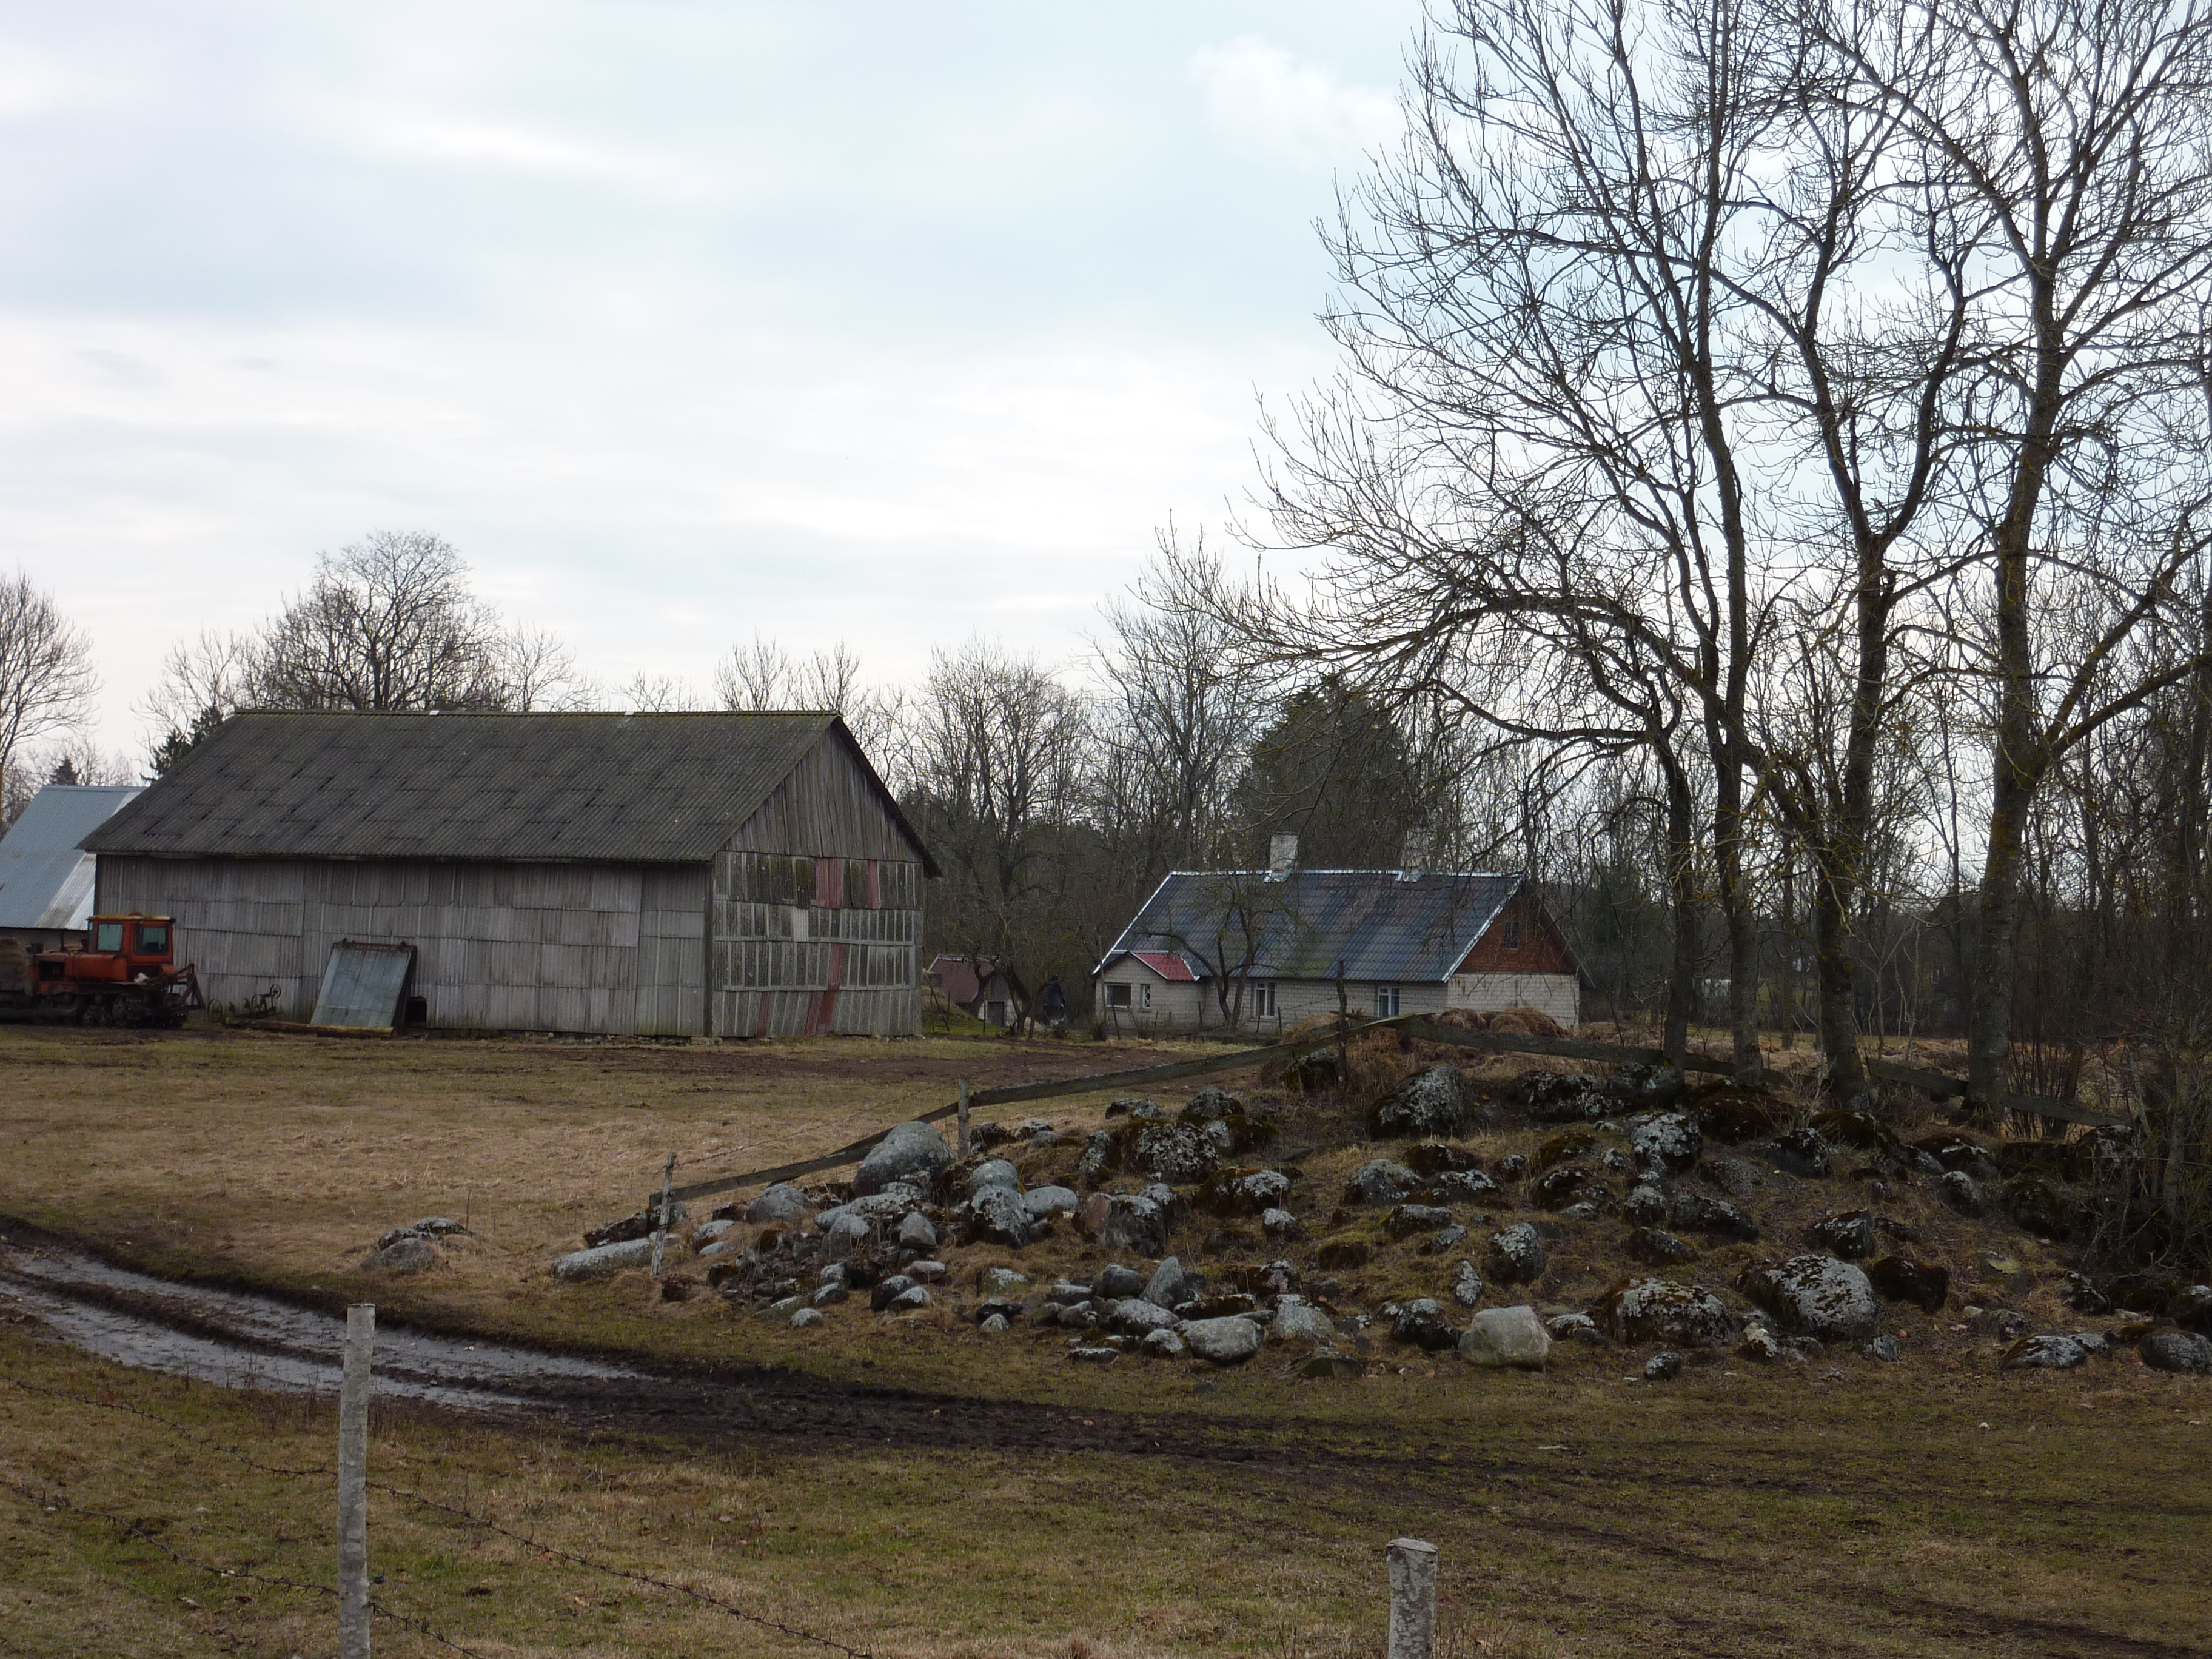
[
  {"xmin": 1669, "ymin": 1191, "xmax": 1761, "ymax": 1242},
  {"xmin": 1604, "ymin": 1064, "xmax": 1686, "ymax": 1109},
  {"xmin": 1915, "ymin": 1132, "xmax": 2001, "ymax": 1181},
  {"xmin": 553, "ymin": 1237, "xmax": 655, "ymax": 1281},
  {"xmin": 1406, "ymin": 1142, "xmax": 1484, "ymax": 1176},
  {"xmin": 1130, "ymin": 1121, "xmax": 1225, "ymax": 1185},
  {"xmin": 2140, "ymin": 1330, "xmax": 2212, "ymax": 1374},
  {"xmin": 1530, "ymin": 1165, "xmax": 1606, "ymax": 1210},
  {"xmin": 1493, "ymin": 1153, "xmax": 1529, "ymax": 1181},
  {"xmin": 1141, "ymin": 1327, "xmax": 1187, "ymax": 1359},
  {"xmin": 1863, "ymin": 1334, "xmax": 1902, "ymax": 1363},
  {"xmin": 1385, "ymin": 1203, "xmax": 1455, "ymax": 1241},
  {"xmin": 790, "ymin": 1306, "xmax": 825, "ymax": 1328},
  {"xmin": 1690, "ymin": 1085, "xmax": 1783, "ymax": 1144},
  {"xmin": 1805, "ymin": 1210, "xmax": 1877, "ymax": 1261},
  {"xmin": 1535, "ymin": 1128, "xmax": 1601, "ymax": 1171},
  {"xmin": 1627, "ymin": 1227, "xmax": 1698, "ymax": 1266},
  {"xmin": 976, "ymin": 1266, "xmax": 1030, "ymax": 1295},
  {"xmin": 1547, "ymin": 1312, "xmax": 1606, "ymax": 1346},
  {"xmin": 1593, "ymin": 1276, "xmax": 1739, "ymax": 1347},
  {"xmin": 1450, "ymin": 1259, "xmax": 1484, "ymax": 1309},
  {"xmin": 1644, "ymin": 1349, "xmax": 1684, "ymax": 1381},
  {"xmin": 1343, "ymin": 1159, "xmax": 1422, "ymax": 1206},
  {"xmin": 585, "ymin": 1207, "xmax": 688, "ymax": 1249},
  {"xmin": 1486, "ymin": 1222, "xmax": 1546, "ymax": 1285},
  {"xmin": 1390, "ymin": 1298, "xmax": 1460, "ymax": 1352},
  {"xmin": 1518, "ymin": 1071, "xmax": 1608, "ymax": 1122},
  {"xmin": 1629, "ymin": 1112, "xmax": 1703, "ymax": 1173},
  {"xmin": 854, "ymin": 1121, "xmax": 954, "ymax": 1198},
  {"xmin": 1182, "ymin": 1315, "xmax": 1264, "ymax": 1366},
  {"xmin": 1199, "ymin": 1167, "xmax": 1295, "ymax": 1217},
  {"xmin": 1738, "ymin": 1255, "xmax": 1880, "ymax": 1339},
  {"xmin": 1262, "ymin": 1207, "xmax": 1304, "ymax": 1241},
  {"xmin": 965, "ymin": 1185, "xmax": 1037, "ymax": 1247},
  {"xmin": 1459, "ymin": 1305, "xmax": 1552, "ymax": 1369},
  {"xmin": 1107, "ymin": 1298, "xmax": 1181, "ymax": 1337},
  {"xmin": 2002, "ymin": 1334, "xmax": 2088, "ymax": 1370},
  {"xmin": 1181, "ymin": 1087, "xmax": 1243, "ymax": 1122},
  {"xmin": 1095, "ymin": 1264, "xmax": 1145, "ymax": 1301},
  {"xmin": 1370, "ymin": 1065, "xmax": 1471, "ymax": 1139},
  {"xmin": 1939, "ymin": 1170, "xmax": 1984, "ymax": 1215},
  {"xmin": 1023, "ymin": 1185, "xmax": 1079, "ymax": 1220},
  {"xmin": 965, "ymin": 1159, "xmax": 1022, "ymax": 1198},
  {"xmin": 1424, "ymin": 1169, "xmax": 1500, "ymax": 1205},
  {"xmin": 1762, "ymin": 1128, "xmax": 1832, "ymax": 1178},
  {"xmin": 897, "ymin": 1210, "xmax": 938, "ymax": 1252},
  {"xmin": 1624, "ymin": 1184, "xmax": 1671, "ymax": 1225}
]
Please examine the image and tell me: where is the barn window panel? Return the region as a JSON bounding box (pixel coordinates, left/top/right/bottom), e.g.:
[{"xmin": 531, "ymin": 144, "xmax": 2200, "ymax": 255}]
[
  {"xmin": 1376, "ymin": 985, "xmax": 1401, "ymax": 1017},
  {"xmin": 1107, "ymin": 982, "xmax": 1132, "ymax": 1008},
  {"xmin": 1503, "ymin": 915, "xmax": 1523, "ymax": 950}
]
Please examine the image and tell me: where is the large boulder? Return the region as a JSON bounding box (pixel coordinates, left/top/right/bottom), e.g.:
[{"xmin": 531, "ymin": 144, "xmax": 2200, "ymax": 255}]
[
  {"xmin": 1738, "ymin": 1255, "xmax": 1881, "ymax": 1340},
  {"xmin": 1023, "ymin": 1185, "xmax": 1079, "ymax": 1220},
  {"xmin": 1593, "ymin": 1276, "xmax": 1739, "ymax": 1347},
  {"xmin": 1761, "ymin": 1128, "xmax": 1832, "ymax": 1179},
  {"xmin": 746, "ymin": 1184, "xmax": 814, "ymax": 1225},
  {"xmin": 965, "ymin": 1185, "xmax": 1037, "ymax": 1247},
  {"xmin": 1182, "ymin": 1315, "xmax": 1264, "ymax": 1366},
  {"xmin": 1486, "ymin": 1222, "xmax": 1546, "ymax": 1285},
  {"xmin": 1343, "ymin": 1159, "xmax": 1423, "ymax": 1206},
  {"xmin": 1130, "ymin": 1122, "xmax": 1224, "ymax": 1185},
  {"xmin": 1107, "ymin": 1298, "xmax": 1182, "ymax": 1337},
  {"xmin": 1530, "ymin": 1166, "xmax": 1607, "ymax": 1211},
  {"xmin": 1390, "ymin": 1298, "xmax": 1461, "ymax": 1352},
  {"xmin": 854, "ymin": 1121, "xmax": 954, "ymax": 1198},
  {"xmin": 1518, "ymin": 1071, "xmax": 1607, "ymax": 1122},
  {"xmin": 1459, "ymin": 1305, "xmax": 1552, "ymax": 1369},
  {"xmin": 1370, "ymin": 1065, "xmax": 1470, "ymax": 1139},
  {"xmin": 1424, "ymin": 1169, "xmax": 1500, "ymax": 1205},
  {"xmin": 1269, "ymin": 1296, "xmax": 1339, "ymax": 1346},
  {"xmin": 1627, "ymin": 1227, "xmax": 1698, "ymax": 1267},
  {"xmin": 965, "ymin": 1159, "xmax": 1021, "ymax": 1198},
  {"xmin": 553, "ymin": 1237, "xmax": 655, "ymax": 1281},
  {"xmin": 1386, "ymin": 1203, "xmax": 1456, "ymax": 1241},
  {"xmin": 1669, "ymin": 1191, "xmax": 1761, "ymax": 1242},
  {"xmin": 1078, "ymin": 1193, "xmax": 1168, "ymax": 1256}
]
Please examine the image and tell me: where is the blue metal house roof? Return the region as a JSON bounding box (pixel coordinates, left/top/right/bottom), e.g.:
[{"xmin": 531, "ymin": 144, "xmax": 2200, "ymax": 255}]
[
  {"xmin": 1097, "ymin": 869, "xmax": 1525, "ymax": 984},
  {"xmin": 0, "ymin": 783, "xmax": 142, "ymax": 931}
]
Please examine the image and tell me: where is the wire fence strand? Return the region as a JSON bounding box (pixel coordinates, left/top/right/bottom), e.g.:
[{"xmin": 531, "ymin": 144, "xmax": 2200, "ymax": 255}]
[{"xmin": 0, "ymin": 1370, "xmax": 877, "ymax": 1659}]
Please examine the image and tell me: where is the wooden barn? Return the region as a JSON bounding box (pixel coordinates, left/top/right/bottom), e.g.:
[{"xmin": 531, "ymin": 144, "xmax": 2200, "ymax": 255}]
[{"xmin": 84, "ymin": 711, "xmax": 935, "ymax": 1037}]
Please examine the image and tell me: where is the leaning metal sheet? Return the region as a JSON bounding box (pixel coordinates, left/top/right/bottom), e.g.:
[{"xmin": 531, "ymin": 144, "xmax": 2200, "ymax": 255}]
[{"xmin": 310, "ymin": 940, "xmax": 415, "ymax": 1029}]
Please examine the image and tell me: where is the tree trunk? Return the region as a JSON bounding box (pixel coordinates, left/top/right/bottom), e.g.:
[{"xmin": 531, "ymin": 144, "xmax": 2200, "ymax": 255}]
[
  {"xmin": 1967, "ymin": 769, "xmax": 2031, "ymax": 1120},
  {"xmin": 1661, "ymin": 751, "xmax": 1698, "ymax": 1064},
  {"xmin": 1811, "ymin": 844, "xmax": 1870, "ymax": 1108},
  {"xmin": 1711, "ymin": 741, "xmax": 1763, "ymax": 1084}
]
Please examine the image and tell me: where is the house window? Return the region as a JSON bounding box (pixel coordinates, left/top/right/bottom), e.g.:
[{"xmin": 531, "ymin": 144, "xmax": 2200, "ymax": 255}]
[
  {"xmin": 1141, "ymin": 982, "xmax": 1153, "ymax": 1009},
  {"xmin": 1503, "ymin": 914, "xmax": 1522, "ymax": 950},
  {"xmin": 1107, "ymin": 982, "xmax": 1132, "ymax": 1010},
  {"xmin": 1247, "ymin": 981, "xmax": 1275, "ymax": 1017},
  {"xmin": 987, "ymin": 1000, "xmax": 1007, "ymax": 1025},
  {"xmin": 1376, "ymin": 985, "xmax": 1401, "ymax": 1017}
]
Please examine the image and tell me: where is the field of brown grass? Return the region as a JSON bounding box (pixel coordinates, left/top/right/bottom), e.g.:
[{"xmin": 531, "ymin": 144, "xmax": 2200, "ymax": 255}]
[{"xmin": 2, "ymin": 1024, "xmax": 2210, "ymax": 1658}]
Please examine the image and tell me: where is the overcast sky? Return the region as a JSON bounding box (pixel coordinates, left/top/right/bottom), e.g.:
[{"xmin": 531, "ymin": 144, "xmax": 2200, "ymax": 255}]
[{"xmin": 0, "ymin": 4, "xmax": 1426, "ymax": 757}]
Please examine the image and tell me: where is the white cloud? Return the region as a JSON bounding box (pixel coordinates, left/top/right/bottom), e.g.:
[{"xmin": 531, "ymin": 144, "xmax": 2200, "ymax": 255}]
[
  {"xmin": 1187, "ymin": 35, "xmax": 1399, "ymax": 169},
  {"xmin": 320, "ymin": 106, "xmax": 732, "ymax": 203}
]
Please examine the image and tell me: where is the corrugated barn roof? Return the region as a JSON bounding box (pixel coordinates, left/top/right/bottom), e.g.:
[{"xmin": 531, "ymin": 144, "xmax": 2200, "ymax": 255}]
[
  {"xmin": 1101, "ymin": 869, "xmax": 1524, "ymax": 984},
  {"xmin": 0, "ymin": 783, "xmax": 142, "ymax": 930},
  {"xmin": 84, "ymin": 711, "xmax": 929, "ymax": 866}
]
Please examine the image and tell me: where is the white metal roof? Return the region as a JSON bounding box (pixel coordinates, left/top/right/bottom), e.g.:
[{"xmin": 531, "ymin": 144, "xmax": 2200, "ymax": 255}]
[{"xmin": 0, "ymin": 784, "xmax": 142, "ymax": 931}]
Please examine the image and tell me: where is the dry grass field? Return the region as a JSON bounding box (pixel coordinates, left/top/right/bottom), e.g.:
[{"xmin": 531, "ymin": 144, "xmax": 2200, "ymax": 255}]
[{"xmin": 1, "ymin": 1024, "xmax": 2210, "ymax": 1658}]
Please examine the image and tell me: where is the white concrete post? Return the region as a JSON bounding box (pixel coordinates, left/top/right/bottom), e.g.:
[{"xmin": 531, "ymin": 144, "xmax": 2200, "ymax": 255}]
[
  {"xmin": 1386, "ymin": 1537, "xmax": 1438, "ymax": 1659},
  {"xmin": 957, "ymin": 1079, "xmax": 971, "ymax": 1157},
  {"xmin": 338, "ymin": 1304, "xmax": 375, "ymax": 1659}
]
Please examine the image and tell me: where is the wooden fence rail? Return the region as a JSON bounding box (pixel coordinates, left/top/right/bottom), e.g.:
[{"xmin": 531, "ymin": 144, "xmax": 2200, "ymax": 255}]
[{"xmin": 655, "ymin": 1017, "xmax": 2129, "ymax": 1207}]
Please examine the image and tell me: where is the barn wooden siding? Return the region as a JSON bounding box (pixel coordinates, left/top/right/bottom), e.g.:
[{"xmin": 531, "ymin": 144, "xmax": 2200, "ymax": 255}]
[{"xmin": 95, "ymin": 856, "xmax": 705, "ymax": 1034}]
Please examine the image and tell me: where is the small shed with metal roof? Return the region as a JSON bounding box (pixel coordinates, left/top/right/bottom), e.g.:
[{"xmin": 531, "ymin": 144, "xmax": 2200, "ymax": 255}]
[
  {"xmin": 84, "ymin": 711, "xmax": 935, "ymax": 1037},
  {"xmin": 0, "ymin": 783, "xmax": 144, "ymax": 948},
  {"xmin": 1093, "ymin": 852, "xmax": 1580, "ymax": 1035}
]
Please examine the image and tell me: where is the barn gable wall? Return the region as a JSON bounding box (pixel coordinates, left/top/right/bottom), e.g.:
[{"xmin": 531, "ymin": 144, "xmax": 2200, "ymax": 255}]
[
  {"xmin": 709, "ymin": 734, "xmax": 925, "ymax": 1038},
  {"xmin": 1453, "ymin": 890, "xmax": 1576, "ymax": 975}
]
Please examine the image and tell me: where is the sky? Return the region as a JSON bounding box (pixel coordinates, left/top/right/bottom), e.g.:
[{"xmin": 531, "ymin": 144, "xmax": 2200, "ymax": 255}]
[{"xmin": 0, "ymin": 3, "xmax": 1427, "ymax": 759}]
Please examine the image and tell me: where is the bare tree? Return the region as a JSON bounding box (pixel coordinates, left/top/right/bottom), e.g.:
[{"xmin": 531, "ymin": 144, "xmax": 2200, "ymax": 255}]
[
  {"xmin": 716, "ymin": 634, "xmax": 907, "ymax": 770},
  {"xmin": 0, "ymin": 572, "xmax": 98, "ymax": 820}
]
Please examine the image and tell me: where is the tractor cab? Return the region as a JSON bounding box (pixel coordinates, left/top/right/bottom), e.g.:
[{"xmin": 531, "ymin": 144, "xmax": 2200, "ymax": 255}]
[{"xmin": 53, "ymin": 914, "xmax": 176, "ymax": 985}]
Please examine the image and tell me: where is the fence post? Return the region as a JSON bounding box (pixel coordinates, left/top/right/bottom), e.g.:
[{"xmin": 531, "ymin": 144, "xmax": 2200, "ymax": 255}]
[
  {"xmin": 649, "ymin": 1150, "xmax": 676, "ymax": 1280},
  {"xmin": 1386, "ymin": 1537, "xmax": 1438, "ymax": 1659},
  {"xmin": 956, "ymin": 1079, "xmax": 971, "ymax": 1157},
  {"xmin": 338, "ymin": 1304, "xmax": 374, "ymax": 1659}
]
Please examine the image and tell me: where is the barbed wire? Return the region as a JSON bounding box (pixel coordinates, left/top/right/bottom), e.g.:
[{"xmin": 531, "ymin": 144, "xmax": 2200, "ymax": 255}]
[
  {"xmin": 0, "ymin": 1470, "xmax": 488, "ymax": 1656},
  {"xmin": 0, "ymin": 1370, "xmax": 877, "ymax": 1659}
]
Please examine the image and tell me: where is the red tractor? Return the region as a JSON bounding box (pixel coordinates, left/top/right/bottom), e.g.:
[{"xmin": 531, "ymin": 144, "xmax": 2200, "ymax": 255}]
[{"xmin": 0, "ymin": 913, "xmax": 204, "ymax": 1027}]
